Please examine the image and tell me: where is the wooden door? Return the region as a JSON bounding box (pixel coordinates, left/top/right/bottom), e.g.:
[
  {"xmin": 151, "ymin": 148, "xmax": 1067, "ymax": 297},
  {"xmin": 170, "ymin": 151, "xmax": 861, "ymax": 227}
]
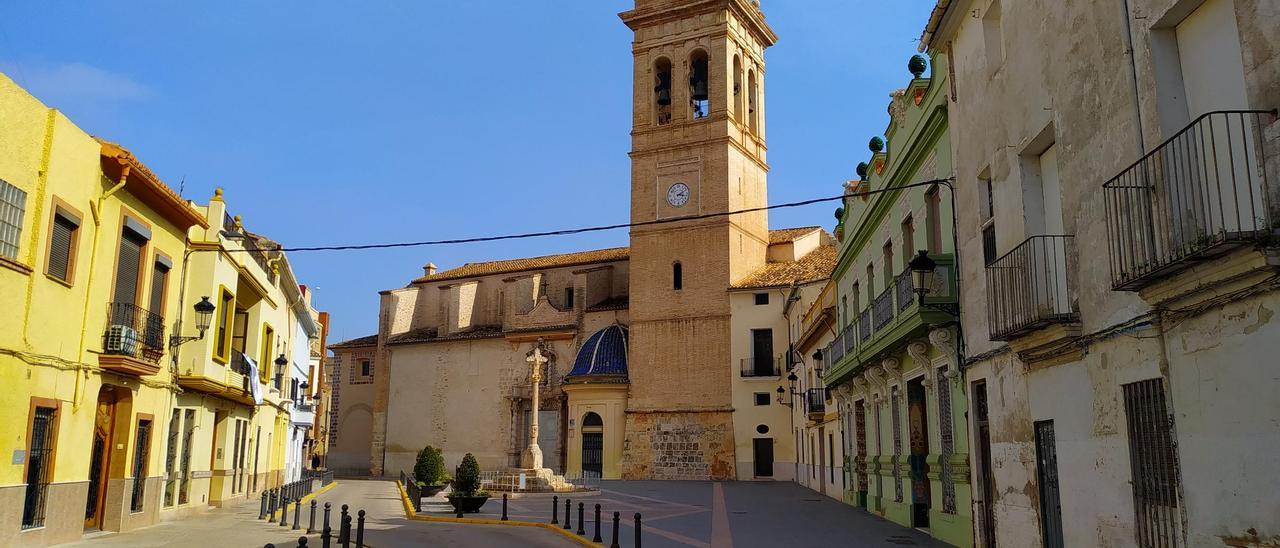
[{"xmin": 85, "ymin": 390, "xmax": 117, "ymax": 529}]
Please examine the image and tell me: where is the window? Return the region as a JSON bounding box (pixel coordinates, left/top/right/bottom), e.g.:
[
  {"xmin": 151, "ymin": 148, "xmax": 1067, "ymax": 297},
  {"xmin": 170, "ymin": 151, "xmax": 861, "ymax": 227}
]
[
  {"xmin": 689, "ymin": 50, "xmax": 710, "ymax": 119},
  {"xmin": 980, "ymin": 176, "xmax": 998, "ymax": 265},
  {"xmin": 360, "ymin": 359, "xmax": 372, "ymax": 377},
  {"xmin": 260, "ymin": 324, "xmax": 274, "ymax": 384},
  {"xmin": 163, "ymin": 409, "xmax": 180, "ymax": 507},
  {"xmin": 564, "ymin": 287, "xmax": 575, "ymax": 309},
  {"xmin": 982, "ymin": 0, "xmax": 1004, "ymax": 75},
  {"xmin": 213, "ymin": 287, "xmax": 234, "ymax": 363},
  {"xmin": 22, "ymin": 401, "xmax": 58, "ymax": 529},
  {"xmin": 754, "ymin": 293, "xmax": 769, "ymax": 306},
  {"xmin": 45, "ymin": 206, "xmax": 81, "ymax": 283},
  {"xmin": 754, "ymin": 393, "xmax": 770, "ymax": 406},
  {"xmin": 148, "ymin": 256, "xmax": 170, "ymax": 315},
  {"xmin": 113, "ymin": 221, "xmax": 150, "ymax": 306},
  {"xmin": 1124, "ymin": 379, "xmax": 1183, "ymax": 547},
  {"xmin": 751, "ymin": 329, "xmax": 774, "ymax": 376},
  {"xmin": 654, "ymin": 57, "xmax": 673, "ymax": 125},
  {"xmin": 882, "ymin": 242, "xmax": 894, "ymax": 282},
  {"xmin": 852, "ymin": 282, "xmax": 861, "ymax": 315},
  {"xmin": 733, "ymin": 55, "xmax": 743, "ymax": 119},
  {"xmin": 672, "ymin": 262, "xmax": 683, "ymax": 290},
  {"xmin": 178, "ymin": 409, "xmax": 194, "ymax": 504},
  {"xmin": 926, "ymin": 187, "xmax": 943, "ymax": 253},
  {"xmin": 901, "ymin": 216, "xmax": 915, "ymax": 270},
  {"xmin": 866, "ymin": 264, "xmax": 875, "ymax": 302},
  {"xmin": 131, "ymin": 417, "xmax": 152, "ymax": 513},
  {"xmin": 841, "ymin": 295, "xmax": 848, "ymax": 325},
  {"xmin": 0, "ymin": 179, "xmax": 26, "ymax": 260},
  {"xmin": 829, "ymin": 432, "xmax": 835, "ymax": 483},
  {"xmin": 747, "ymin": 70, "xmax": 759, "ymax": 134}
]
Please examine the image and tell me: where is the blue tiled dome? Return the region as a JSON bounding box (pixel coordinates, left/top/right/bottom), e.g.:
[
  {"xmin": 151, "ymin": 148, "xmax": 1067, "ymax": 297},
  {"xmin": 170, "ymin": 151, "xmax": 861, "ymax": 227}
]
[{"xmin": 567, "ymin": 325, "xmax": 628, "ymax": 378}]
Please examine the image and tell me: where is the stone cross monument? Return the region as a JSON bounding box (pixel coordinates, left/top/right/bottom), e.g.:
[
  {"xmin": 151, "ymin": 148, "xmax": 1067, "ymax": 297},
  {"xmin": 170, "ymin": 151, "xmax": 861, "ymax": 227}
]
[{"xmin": 521, "ymin": 346, "xmax": 548, "ymax": 471}]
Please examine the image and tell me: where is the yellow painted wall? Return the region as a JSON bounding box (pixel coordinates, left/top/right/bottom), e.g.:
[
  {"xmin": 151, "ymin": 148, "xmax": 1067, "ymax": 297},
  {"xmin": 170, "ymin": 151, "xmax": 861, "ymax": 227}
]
[{"xmin": 563, "ymin": 384, "xmax": 628, "ymax": 479}]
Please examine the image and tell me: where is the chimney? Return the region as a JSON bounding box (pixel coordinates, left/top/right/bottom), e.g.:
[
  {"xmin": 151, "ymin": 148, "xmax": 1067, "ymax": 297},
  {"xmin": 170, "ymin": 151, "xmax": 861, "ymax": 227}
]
[{"xmin": 423, "ymin": 262, "xmax": 438, "ymax": 277}]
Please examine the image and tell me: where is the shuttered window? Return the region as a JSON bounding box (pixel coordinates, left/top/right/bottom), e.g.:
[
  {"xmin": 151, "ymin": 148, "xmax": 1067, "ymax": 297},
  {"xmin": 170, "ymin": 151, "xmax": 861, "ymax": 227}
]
[
  {"xmin": 47, "ymin": 212, "xmax": 79, "ymax": 282},
  {"xmin": 113, "ymin": 230, "xmax": 147, "ymax": 305},
  {"xmin": 148, "ymin": 261, "xmax": 169, "ymax": 313},
  {"xmin": 0, "ymin": 180, "xmax": 27, "ymax": 260}
]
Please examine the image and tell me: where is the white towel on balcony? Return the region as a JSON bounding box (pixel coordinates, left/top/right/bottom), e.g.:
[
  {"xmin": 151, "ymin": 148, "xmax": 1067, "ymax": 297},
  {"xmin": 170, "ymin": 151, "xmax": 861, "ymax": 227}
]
[{"xmin": 246, "ymin": 356, "xmax": 264, "ymax": 405}]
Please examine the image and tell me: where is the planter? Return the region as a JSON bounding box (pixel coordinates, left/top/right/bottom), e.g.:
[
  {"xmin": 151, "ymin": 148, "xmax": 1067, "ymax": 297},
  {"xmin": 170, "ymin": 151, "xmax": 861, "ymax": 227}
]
[
  {"xmin": 447, "ymin": 495, "xmax": 490, "ymax": 513},
  {"xmin": 420, "ymin": 483, "xmax": 447, "ymax": 497}
]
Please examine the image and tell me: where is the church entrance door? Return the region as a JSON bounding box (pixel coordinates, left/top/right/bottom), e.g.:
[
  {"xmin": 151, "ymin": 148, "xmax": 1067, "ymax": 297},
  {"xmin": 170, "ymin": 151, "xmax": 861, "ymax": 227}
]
[{"xmin": 581, "ymin": 412, "xmax": 603, "ymax": 477}]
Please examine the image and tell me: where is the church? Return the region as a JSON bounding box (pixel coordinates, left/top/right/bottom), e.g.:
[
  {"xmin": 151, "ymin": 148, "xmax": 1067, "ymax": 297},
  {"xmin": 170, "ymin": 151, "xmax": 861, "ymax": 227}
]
[{"xmin": 328, "ymin": 0, "xmax": 837, "ymax": 481}]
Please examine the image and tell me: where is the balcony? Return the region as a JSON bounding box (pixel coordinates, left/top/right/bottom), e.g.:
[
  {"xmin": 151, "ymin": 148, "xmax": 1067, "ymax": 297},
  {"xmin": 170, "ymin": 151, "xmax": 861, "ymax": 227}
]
[
  {"xmin": 987, "ymin": 235, "xmax": 1079, "ymax": 341},
  {"xmin": 824, "ymin": 255, "xmax": 958, "ymax": 387},
  {"xmin": 804, "ymin": 388, "xmax": 827, "ymax": 421},
  {"xmin": 98, "ymin": 302, "xmax": 165, "ymax": 377},
  {"xmin": 1104, "ymin": 110, "xmax": 1278, "ymax": 291},
  {"xmin": 176, "ymin": 348, "xmax": 255, "ymax": 406},
  {"xmin": 740, "ymin": 355, "xmax": 782, "ymax": 378}
]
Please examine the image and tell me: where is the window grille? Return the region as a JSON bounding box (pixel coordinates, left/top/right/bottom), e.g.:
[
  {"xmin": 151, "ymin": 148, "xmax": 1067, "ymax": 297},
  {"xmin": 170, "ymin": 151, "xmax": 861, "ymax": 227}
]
[
  {"xmin": 164, "ymin": 410, "xmax": 180, "ymax": 507},
  {"xmin": 1124, "ymin": 379, "xmax": 1184, "ymax": 548},
  {"xmin": 891, "ymin": 389, "xmax": 903, "ymax": 503},
  {"xmin": 0, "ymin": 180, "xmax": 26, "ymax": 260},
  {"xmin": 131, "ymin": 419, "xmax": 152, "ymax": 512},
  {"xmin": 178, "ymin": 409, "xmax": 194, "ymax": 504},
  {"xmin": 855, "ymin": 400, "xmax": 868, "ymax": 492},
  {"xmin": 937, "ymin": 366, "xmax": 957, "ymax": 514},
  {"xmin": 22, "ymin": 406, "xmax": 57, "ymax": 529}
]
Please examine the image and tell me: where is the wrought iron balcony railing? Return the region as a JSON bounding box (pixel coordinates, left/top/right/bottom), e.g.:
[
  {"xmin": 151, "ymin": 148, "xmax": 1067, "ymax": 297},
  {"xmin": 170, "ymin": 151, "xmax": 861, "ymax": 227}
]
[
  {"xmin": 987, "ymin": 235, "xmax": 1078, "ymax": 341},
  {"xmin": 740, "ymin": 355, "xmax": 783, "ymax": 377},
  {"xmin": 103, "ymin": 303, "xmax": 165, "ymax": 363},
  {"xmin": 858, "ymin": 308, "xmax": 872, "ymax": 342},
  {"xmin": 873, "ymin": 287, "xmax": 895, "ymax": 331},
  {"xmin": 1103, "ymin": 110, "xmax": 1277, "ymax": 290},
  {"xmin": 842, "ymin": 322, "xmax": 857, "ymax": 358},
  {"xmin": 896, "ymin": 270, "xmax": 914, "ymax": 312},
  {"xmin": 805, "ymin": 388, "xmax": 827, "ymax": 418}
]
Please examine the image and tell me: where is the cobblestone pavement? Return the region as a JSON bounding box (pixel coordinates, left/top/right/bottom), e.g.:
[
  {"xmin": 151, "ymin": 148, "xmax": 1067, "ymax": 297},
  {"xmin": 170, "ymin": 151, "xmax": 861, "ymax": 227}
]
[
  {"xmin": 54, "ymin": 479, "xmax": 570, "ymax": 548},
  {"xmin": 445, "ymin": 480, "xmax": 951, "ymax": 548}
]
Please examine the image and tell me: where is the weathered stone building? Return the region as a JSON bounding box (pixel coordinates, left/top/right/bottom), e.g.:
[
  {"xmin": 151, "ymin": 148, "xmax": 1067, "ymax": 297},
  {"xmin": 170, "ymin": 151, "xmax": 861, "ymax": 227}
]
[{"xmin": 921, "ymin": 0, "xmax": 1280, "ymax": 546}]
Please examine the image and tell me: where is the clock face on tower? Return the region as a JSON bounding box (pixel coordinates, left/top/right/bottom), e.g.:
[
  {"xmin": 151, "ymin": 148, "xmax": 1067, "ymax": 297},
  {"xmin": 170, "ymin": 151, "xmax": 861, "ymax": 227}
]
[{"xmin": 667, "ymin": 183, "xmax": 690, "ymax": 207}]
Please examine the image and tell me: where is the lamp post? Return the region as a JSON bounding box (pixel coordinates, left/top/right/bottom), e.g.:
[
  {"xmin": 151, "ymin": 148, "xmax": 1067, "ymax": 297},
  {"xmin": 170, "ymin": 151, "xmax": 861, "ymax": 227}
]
[
  {"xmin": 776, "ymin": 371, "xmax": 800, "ymax": 406},
  {"xmin": 908, "ymin": 250, "xmax": 966, "ymax": 372}
]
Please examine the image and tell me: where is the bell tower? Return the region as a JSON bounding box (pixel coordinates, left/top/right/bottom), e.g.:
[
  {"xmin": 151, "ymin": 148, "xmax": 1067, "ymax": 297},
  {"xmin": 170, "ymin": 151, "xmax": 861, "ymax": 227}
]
[{"xmin": 620, "ymin": 0, "xmax": 777, "ymax": 480}]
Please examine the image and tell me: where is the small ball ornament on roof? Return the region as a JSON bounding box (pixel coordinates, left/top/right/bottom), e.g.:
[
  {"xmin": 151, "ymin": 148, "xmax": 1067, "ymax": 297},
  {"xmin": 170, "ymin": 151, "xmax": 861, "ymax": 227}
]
[
  {"xmin": 908, "ymin": 55, "xmax": 928, "ymax": 78},
  {"xmin": 869, "ymin": 136, "xmax": 885, "ymax": 153}
]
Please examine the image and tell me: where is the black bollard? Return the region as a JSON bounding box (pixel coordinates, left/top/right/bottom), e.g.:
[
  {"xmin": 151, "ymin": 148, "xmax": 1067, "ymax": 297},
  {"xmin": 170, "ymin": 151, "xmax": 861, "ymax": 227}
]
[
  {"xmin": 563, "ymin": 498, "xmax": 572, "ymax": 530},
  {"xmin": 322, "ymin": 503, "xmax": 332, "ymax": 548},
  {"xmin": 265, "ymin": 544, "xmax": 275, "ymax": 548},
  {"xmin": 293, "ymin": 496, "xmax": 302, "ymax": 530},
  {"xmin": 356, "ymin": 510, "xmax": 366, "ymax": 548},
  {"xmin": 551, "ymin": 495, "xmax": 559, "ymax": 524},
  {"xmin": 268, "ymin": 490, "xmax": 278, "ymax": 522},
  {"xmin": 298, "ymin": 538, "xmax": 308, "ymax": 547},
  {"xmin": 501, "ymin": 493, "xmax": 509, "ymax": 521},
  {"xmin": 308, "ymin": 499, "xmax": 317, "ymax": 533},
  {"xmin": 260, "ymin": 490, "xmax": 268, "ymax": 520},
  {"xmin": 635, "ymin": 512, "xmax": 642, "ymax": 548},
  {"xmin": 593, "ymin": 504, "xmax": 603, "ymax": 543},
  {"xmin": 611, "ymin": 511, "xmax": 621, "ymax": 548},
  {"xmin": 577, "ymin": 502, "xmax": 585, "ymax": 535},
  {"xmin": 280, "ymin": 498, "xmax": 289, "ymax": 527},
  {"xmin": 339, "ymin": 504, "xmax": 350, "ymax": 545}
]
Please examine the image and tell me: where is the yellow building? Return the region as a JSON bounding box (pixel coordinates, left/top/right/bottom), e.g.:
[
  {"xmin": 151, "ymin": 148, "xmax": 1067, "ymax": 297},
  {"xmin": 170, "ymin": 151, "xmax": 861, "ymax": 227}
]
[
  {"xmin": 0, "ymin": 73, "xmax": 209, "ymax": 545},
  {"xmin": 167, "ymin": 189, "xmax": 318, "ymax": 510}
]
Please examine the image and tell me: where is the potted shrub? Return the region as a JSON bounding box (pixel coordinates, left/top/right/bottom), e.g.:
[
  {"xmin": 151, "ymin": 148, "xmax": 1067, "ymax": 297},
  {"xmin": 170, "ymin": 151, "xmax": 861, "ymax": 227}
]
[
  {"xmin": 413, "ymin": 446, "xmax": 449, "ymax": 497},
  {"xmin": 446, "ymin": 453, "xmax": 489, "ymax": 513}
]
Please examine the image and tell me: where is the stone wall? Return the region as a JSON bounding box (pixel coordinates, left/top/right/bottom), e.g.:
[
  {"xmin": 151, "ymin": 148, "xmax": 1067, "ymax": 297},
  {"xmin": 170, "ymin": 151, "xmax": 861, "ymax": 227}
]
[{"xmin": 621, "ymin": 410, "xmax": 736, "ymax": 480}]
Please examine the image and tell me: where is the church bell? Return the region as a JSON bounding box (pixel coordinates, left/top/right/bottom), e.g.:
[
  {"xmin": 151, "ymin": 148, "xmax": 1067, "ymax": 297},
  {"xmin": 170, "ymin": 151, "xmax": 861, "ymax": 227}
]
[
  {"xmin": 655, "ymin": 71, "xmax": 672, "ymax": 106},
  {"xmin": 689, "ymin": 61, "xmax": 709, "ymax": 102}
]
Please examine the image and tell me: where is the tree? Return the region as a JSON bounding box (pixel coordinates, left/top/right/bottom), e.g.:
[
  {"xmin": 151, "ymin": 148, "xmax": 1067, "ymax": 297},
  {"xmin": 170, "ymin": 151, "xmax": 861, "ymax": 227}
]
[
  {"xmin": 454, "ymin": 453, "xmax": 482, "ymax": 496},
  {"xmin": 414, "ymin": 446, "xmax": 445, "ymax": 486}
]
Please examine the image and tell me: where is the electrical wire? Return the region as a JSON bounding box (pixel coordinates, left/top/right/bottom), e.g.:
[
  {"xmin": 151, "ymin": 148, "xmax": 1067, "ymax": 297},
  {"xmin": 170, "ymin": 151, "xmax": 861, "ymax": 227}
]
[{"xmin": 223, "ymin": 178, "xmax": 953, "ymax": 254}]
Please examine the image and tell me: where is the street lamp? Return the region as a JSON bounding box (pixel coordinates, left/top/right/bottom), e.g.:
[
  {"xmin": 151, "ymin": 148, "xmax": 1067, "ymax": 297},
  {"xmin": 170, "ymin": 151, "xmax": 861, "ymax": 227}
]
[
  {"xmin": 169, "ymin": 296, "xmax": 216, "ymax": 349},
  {"xmin": 811, "ymin": 349, "xmax": 824, "ymax": 376},
  {"xmin": 909, "ymin": 250, "xmax": 959, "ymax": 317}
]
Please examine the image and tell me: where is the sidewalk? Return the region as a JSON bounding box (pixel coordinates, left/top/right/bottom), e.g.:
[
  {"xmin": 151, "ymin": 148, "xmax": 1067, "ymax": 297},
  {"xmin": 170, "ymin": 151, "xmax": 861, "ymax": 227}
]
[{"xmin": 55, "ymin": 480, "xmax": 572, "ymax": 547}]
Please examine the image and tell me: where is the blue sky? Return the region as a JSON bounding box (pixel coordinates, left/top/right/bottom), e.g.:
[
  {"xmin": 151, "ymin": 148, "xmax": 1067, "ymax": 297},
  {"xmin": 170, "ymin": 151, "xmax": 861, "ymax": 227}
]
[{"xmin": 1, "ymin": 1, "xmax": 937, "ymax": 343}]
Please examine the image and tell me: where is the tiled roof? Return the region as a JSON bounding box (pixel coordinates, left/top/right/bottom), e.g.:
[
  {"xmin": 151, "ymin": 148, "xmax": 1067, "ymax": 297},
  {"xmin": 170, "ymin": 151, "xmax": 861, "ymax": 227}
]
[
  {"xmin": 768, "ymin": 226, "xmax": 822, "ymax": 244},
  {"xmin": 413, "ymin": 248, "xmax": 629, "ymax": 284},
  {"xmin": 731, "ymin": 245, "xmax": 838, "ymax": 289},
  {"xmin": 386, "ymin": 325, "xmax": 504, "ymax": 345},
  {"xmin": 586, "ymin": 295, "xmax": 629, "ymax": 312},
  {"xmin": 96, "ymin": 139, "xmax": 209, "ymax": 229},
  {"xmin": 329, "ymin": 334, "xmax": 378, "ymax": 349},
  {"xmin": 567, "ymin": 325, "xmax": 628, "ymax": 379},
  {"xmin": 412, "ymin": 228, "xmax": 823, "ymax": 285}
]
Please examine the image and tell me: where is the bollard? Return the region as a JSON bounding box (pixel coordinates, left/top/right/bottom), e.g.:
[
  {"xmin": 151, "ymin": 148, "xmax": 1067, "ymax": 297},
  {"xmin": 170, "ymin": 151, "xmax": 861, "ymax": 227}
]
[
  {"xmin": 593, "ymin": 504, "xmax": 603, "ymax": 543},
  {"xmin": 293, "ymin": 496, "xmax": 302, "ymax": 530},
  {"xmin": 265, "ymin": 544, "xmax": 275, "ymax": 548},
  {"xmin": 501, "ymin": 493, "xmax": 509, "ymax": 521},
  {"xmin": 308, "ymin": 499, "xmax": 317, "ymax": 533},
  {"xmin": 339, "ymin": 504, "xmax": 350, "ymax": 545},
  {"xmin": 611, "ymin": 511, "xmax": 620, "ymax": 548},
  {"xmin": 577, "ymin": 502, "xmax": 585, "ymax": 535},
  {"xmin": 298, "ymin": 538, "xmax": 308, "ymax": 547},
  {"xmin": 280, "ymin": 498, "xmax": 289, "ymax": 527},
  {"xmin": 322, "ymin": 503, "xmax": 332, "ymax": 548},
  {"xmin": 268, "ymin": 490, "xmax": 278, "ymax": 522},
  {"xmin": 356, "ymin": 510, "xmax": 366, "ymax": 548},
  {"xmin": 551, "ymin": 495, "xmax": 559, "ymax": 524},
  {"xmin": 260, "ymin": 491, "xmax": 268, "ymax": 520},
  {"xmin": 635, "ymin": 512, "xmax": 642, "ymax": 548},
  {"xmin": 563, "ymin": 498, "xmax": 572, "ymax": 530}
]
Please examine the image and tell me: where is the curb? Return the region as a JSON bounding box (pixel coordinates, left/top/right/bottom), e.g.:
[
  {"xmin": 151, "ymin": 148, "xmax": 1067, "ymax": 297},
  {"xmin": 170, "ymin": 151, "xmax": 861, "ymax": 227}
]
[
  {"xmin": 270, "ymin": 480, "xmax": 339, "ymax": 521},
  {"xmin": 395, "ymin": 482, "xmax": 598, "ymax": 547}
]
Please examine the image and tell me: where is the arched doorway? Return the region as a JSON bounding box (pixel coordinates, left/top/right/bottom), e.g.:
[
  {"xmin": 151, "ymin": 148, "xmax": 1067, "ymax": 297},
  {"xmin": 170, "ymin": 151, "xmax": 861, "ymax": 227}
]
[{"xmin": 580, "ymin": 412, "xmax": 603, "ymax": 477}]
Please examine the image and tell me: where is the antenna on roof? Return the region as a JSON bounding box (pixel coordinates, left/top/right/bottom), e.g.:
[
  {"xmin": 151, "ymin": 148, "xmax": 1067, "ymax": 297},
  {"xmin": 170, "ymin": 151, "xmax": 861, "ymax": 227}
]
[{"xmin": 178, "ymin": 175, "xmax": 186, "ymax": 198}]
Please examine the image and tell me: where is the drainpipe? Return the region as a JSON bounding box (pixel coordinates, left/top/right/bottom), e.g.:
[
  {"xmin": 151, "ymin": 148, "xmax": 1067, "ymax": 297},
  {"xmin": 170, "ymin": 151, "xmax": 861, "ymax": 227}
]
[{"xmin": 1121, "ymin": 0, "xmax": 1148, "ymax": 153}]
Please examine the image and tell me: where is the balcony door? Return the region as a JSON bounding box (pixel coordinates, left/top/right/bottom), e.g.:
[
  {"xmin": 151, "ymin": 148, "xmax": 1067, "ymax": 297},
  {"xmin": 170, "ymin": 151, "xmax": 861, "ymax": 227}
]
[{"xmin": 751, "ymin": 329, "xmax": 773, "ymax": 376}]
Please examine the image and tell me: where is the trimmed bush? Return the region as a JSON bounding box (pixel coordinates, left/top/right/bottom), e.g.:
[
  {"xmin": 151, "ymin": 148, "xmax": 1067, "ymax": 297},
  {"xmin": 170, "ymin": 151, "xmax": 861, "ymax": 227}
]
[
  {"xmin": 414, "ymin": 446, "xmax": 445, "ymax": 486},
  {"xmin": 453, "ymin": 453, "xmax": 482, "ymax": 496}
]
